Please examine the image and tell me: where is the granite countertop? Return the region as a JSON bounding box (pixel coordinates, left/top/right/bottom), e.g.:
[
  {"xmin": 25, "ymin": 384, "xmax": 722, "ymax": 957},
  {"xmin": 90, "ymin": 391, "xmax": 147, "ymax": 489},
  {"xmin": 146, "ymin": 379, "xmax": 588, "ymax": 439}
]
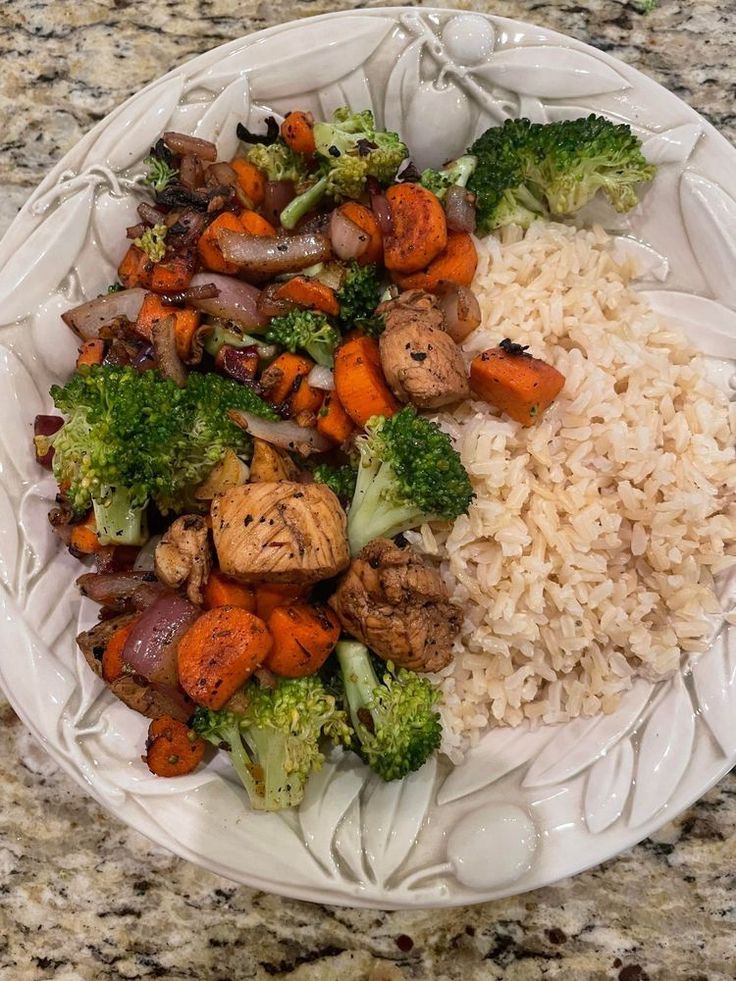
[{"xmin": 1, "ymin": 1, "xmax": 735, "ymax": 978}]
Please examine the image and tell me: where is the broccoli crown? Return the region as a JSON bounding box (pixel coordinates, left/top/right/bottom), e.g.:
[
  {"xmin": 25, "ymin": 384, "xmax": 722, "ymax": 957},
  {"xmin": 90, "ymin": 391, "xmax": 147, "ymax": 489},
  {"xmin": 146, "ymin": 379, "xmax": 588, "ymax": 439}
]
[
  {"xmin": 246, "ymin": 139, "xmax": 309, "ymax": 184},
  {"xmin": 193, "ymin": 676, "xmax": 351, "ymax": 811},
  {"xmin": 419, "ymin": 154, "xmax": 477, "ymax": 201},
  {"xmin": 335, "ymin": 261, "xmax": 383, "ymax": 332},
  {"xmin": 265, "ymin": 308, "xmax": 340, "ymax": 367},
  {"xmin": 313, "ymin": 461, "xmax": 357, "ymax": 499},
  {"xmin": 133, "ymin": 223, "xmax": 167, "ymax": 262},
  {"xmin": 336, "ymin": 641, "xmax": 441, "ymax": 781},
  {"xmin": 143, "ymin": 155, "xmax": 178, "ymax": 193},
  {"xmin": 45, "ymin": 366, "xmax": 277, "ymax": 518},
  {"xmin": 468, "ymin": 115, "xmax": 655, "ymax": 234},
  {"xmin": 314, "ymin": 107, "xmax": 408, "ymax": 190},
  {"xmin": 347, "ymin": 406, "xmax": 474, "ymax": 554}
]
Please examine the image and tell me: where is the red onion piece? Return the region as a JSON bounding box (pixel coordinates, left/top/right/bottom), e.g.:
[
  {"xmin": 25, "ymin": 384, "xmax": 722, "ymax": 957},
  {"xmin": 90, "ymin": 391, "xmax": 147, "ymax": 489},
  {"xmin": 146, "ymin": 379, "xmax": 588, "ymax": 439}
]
[
  {"xmin": 138, "ymin": 201, "xmax": 164, "ymax": 226},
  {"xmin": 122, "ymin": 593, "xmax": 198, "ymax": 688},
  {"xmin": 217, "ymin": 229, "xmax": 332, "ymax": 281},
  {"xmin": 160, "ymin": 283, "xmax": 219, "ymax": 305},
  {"xmin": 207, "ymin": 161, "xmax": 238, "ymax": 187},
  {"xmin": 163, "ymin": 131, "xmax": 217, "ymax": 161},
  {"xmin": 262, "ymin": 180, "xmax": 295, "ymax": 227},
  {"xmin": 179, "ymin": 154, "xmax": 204, "ymax": 190},
  {"xmin": 215, "ymin": 346, "xmax": 260, "ymax": 384},
  {"xmin": 62, "ymin": 289, "xmax": 147, "ymax": 340},
  {"xmin": 34, "ymin": 415, "xmax": 63, "ymax": 468},
  {"xmin": 126, "ymin": 222, "xmax": 147, "ymax": 240},
  {"xmin": 439, "ymin": 285, "xmax": 482, "ymax": 343},
  {"xmin": 256, "ymin": 283, "xmax": 296, "ymax": 318},
  {"xmin": 307, "ymin": 365, "xmax": 334, "ymax": 391},
  {"xmin": 228, "ymin": 410, "xmax": 330, "ymax": 456},
  {"xmin": 151, "ymin": 315, "xmax": 187, "ymax": 387},
  {"xmin": 132, "ymin": 345, "xmax": 156, "ymax": 372},
  {"xmin": 370, "ymin": 192, "xmax": 393, "ymax": 236},
  {"xmin": 76, "ymin": 571, "xmax": 168, "ymax": 611},
  {"xmin": 329, "ymin": 209, "xmax": 370, "ymax": 261},
  {"xmin": 189, "ymin": 273, "xmax": 268, "ymax": 331},
  {"xmin": 444, "ymin": 185, "xmax": 477, "ymax": 233},
  {"xmin": 133, "ymin": 535, "xmax": 162, "ymax": 573}
]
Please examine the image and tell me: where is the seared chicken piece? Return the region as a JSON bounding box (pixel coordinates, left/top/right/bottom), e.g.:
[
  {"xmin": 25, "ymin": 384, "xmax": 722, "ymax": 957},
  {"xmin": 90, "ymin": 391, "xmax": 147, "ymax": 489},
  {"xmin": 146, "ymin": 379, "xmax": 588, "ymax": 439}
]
[
  {"xmin": 248, "ymin": 439, "xmax": 302, "ymax": 483},
  {"xmin": 211, "ymin": 482, "xmax": 350, "ymax": 585},
  {"xmin": 329, "ymin": 538, "xmax": 461, "ymax": 672},
  {"xmin": 154, "ymin": 515, "xmax": 212, "ymax": 605},
  {"xmin": 378, "ymin": 290, "xmax": 469, "ymax": 409}
]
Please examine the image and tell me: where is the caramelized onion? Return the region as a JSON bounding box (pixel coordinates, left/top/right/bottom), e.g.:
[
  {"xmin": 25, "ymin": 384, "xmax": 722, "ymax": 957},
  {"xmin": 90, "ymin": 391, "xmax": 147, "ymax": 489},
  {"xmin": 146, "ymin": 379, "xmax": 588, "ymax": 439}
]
[
  {"xmin": 262, "ymin": 180, "xmax": 295, "ymax": 226},
  {"xmin": 122, "ymin": 593, "xmax": 198, "ymax": 687},
  {"xmin": 163, "ymin": 131, "xmax": 217, "ymax": 161},
  {"xmin": 217, "ymin": 229, "xmax": 331, "ymax": 281},
  {"xmin": 439, "ymin": 285, "xmax": 482, "ymax": 343},
  {"xmin": 444, "ymin": 185, "xmax": 477, "ymax": 233},
  {"xmin": 62, "ymin": 289, "xmax": 147, "ymax": 340},
  {"xmin": 188, "ymin": 273, "xmax": 268, "ymax": 331},
  {"xmin": 329, "ymin": 209, "xmax": 370, "ymax": 260},
  {"xmin": 228, "ymin": 410, "xmax": 330, "ymax": 456}
]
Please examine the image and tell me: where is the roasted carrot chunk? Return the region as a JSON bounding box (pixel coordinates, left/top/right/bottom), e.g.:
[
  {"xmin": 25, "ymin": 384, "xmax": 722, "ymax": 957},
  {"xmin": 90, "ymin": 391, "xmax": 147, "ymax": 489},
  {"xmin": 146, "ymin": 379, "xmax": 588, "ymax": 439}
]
[
  {"xmin": 333, "ymin": 335, "xmax": 400, "ymax": 427},
  {"xmin": 337, "ymin": 201, "xmax": 383, "ymax": 266},
  {"xmin": 469, "ymin": 340, "xmax": 565, "ymax": 426},
  {"xmin": 76, "ymin": 339, "xmax": 105, "ymax": 369},
  {"xmin": 280, "ymin": 111, "xmax": 316, "ymax": 156},
  {"xmin": 316, "ymin": 391, "xmax": 354, "ymax": 444},
  {"xmin": 150, "ymin": 252, "xmax": 196, "ymax": 293},
  {"xmin": 101, "ymin": 616, "xmax": 141, "ymax": 683},
  {"xmin": 230, "ymin": 158, "xmax": 266, "ymax": 205},
  {"xmin": 203, "ymin": 570, "xmax": 256, "ymax": 613},
  {"xmin": 197, "ymin": 212, "xmax": 244, "ymax": 274},
  {"xmin": 144, "ymin": 716, "xmax": 206, "ymax": 777},
  {"xmin": 135, "ymin": 292, "xmax": 201, "ymax": 361},
  {"xmin": 391, "ymin": 231, "xmax": 477, "ymax": 292},
  {"xmin": 70, "ymin": 512, "xmax": 103, "ymax": 556},
  {"xmin": 254, "ymin": 583, "xmax": 310, "ymax": 622},
  {"xmin": 260, "ymin": 352, "xmax": 314, "ymax": 405},
  {"xmin": 383, "ymin": 184, "xmax": 447, "ymax": 274},
  {"xmin": 118, "ymin": 244, "xmax": 154, "ymax": 289},
  {"xmin": 274, "ymin": 277, "xmax": 340, "ymax": 316},
  {"xmin": 265, "ymin": 602, "xmax": 340, "ymax": 677},
  {"xmin": 239, "ymin": 210, "xmax": 276, "ymax": 237},
  {"xmin": 290, "ymin": 375, "xmax": 324, "ymax": 417}
]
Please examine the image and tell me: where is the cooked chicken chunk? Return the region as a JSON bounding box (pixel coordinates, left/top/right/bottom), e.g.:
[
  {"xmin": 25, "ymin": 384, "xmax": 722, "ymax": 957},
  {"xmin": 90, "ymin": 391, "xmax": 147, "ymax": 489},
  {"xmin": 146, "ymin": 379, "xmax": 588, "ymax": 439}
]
[
  {"xmin": 248, "ymin": 439, "xmax": 302, "ymax": 483},
  {"xmin": 329, "ymin": 538, "xmax": 461, "ymax": 672},
  {"xmin": 211, "ymin": 482, "xmax": 350, "ymax": 585},
  {"xmin": 378, "ymin": 290, "xmax": 470, "ymax": 409},
  {"xmin": 154, "ymin": 515, "xmax": 212, "ymax": 605}
]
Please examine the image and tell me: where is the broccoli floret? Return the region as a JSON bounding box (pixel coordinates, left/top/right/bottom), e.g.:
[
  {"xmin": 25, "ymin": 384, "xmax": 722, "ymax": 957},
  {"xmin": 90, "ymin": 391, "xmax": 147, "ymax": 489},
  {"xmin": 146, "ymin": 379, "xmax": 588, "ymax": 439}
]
[
  {"xmin": 420, "ymin": 154, "xmax": 477, "ymax": 201},
  {"xmin": 313, "ymin": 461, "xmax": 357, "ymax": 500},
  {"xmin": 280, "ymin": 108, "xmax": 408, "ymax": 229},
  {"xmin": 336, "ymin": 641, "xmax": 441, "ymax": 781},
  {"xmin": 193, "ymin": 676, "xmax": 352, "ymax": 811},
  {"xmin": 133, "ymin": 223, "xmax": 168, "ymax": 262},
  {"xmin": 246, "ymin": 139, "xmax": 308, "ymax": 184},
  {"xmin": 336, "ymin": 261, "xmax": 384, "ymax": 334},
  {"xmin": 143, "ymin": 155, "xmax": 178, "ymax": 193},
  {"xmin": 39, "ymin": 366, "xmax": 277, "ymax": 542},
  {"xmin": 265, "ymin": 309, "xmax": 340, "ymax": 367},
  {"xmin": 346, "ymin": 407, "xmax": 474, "ymax": 555},
  {"xmin": 468, "ymin": 115, "xmax": 655, "ymax": 234}
]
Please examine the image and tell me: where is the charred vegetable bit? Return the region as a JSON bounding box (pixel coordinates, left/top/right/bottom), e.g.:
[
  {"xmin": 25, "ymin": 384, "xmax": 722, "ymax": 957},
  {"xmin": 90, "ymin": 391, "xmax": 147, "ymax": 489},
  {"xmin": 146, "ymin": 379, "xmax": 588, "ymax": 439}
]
[
  {"xmin": 236, "ymin": 116, "xmax": 280, "ymax": 146},
  {"xmin": 336, "ymin": 261, "xmax": 384, "ymax": 333},
  {"xmin": 134, "ymin": 223, "xmax": 168, "ymax": 262},
  {"xmin": 420, "ymin": 154, "xmax": 477, "ymax": 201},
  {"xmin": 143, "ymin": 155, "xmax": 179, "ymax": 193},
  {"xmin": 39, "ymin": 366, "xmax": 277, "ymax": 544},
  {"xmin": 280, "ymin": 108, "xmax": 408, "ymax": 229},
  {"xmin": 192, "ymin": 676, "xmax": 351, "ymax": 810},
  {"xmin": 265, "ymin": 309, "xmax": 340, "ymax": 368},
  {"xmin": 335, "ymin": 641, "xmax": 441, "ymax": 781},
  {"xmin": 346, "ymin": 406, "xmax": 474, "ymax": 554},
  {"xmin": 468, "ymin": 115, "xmax": 655, "ymax": 233}
]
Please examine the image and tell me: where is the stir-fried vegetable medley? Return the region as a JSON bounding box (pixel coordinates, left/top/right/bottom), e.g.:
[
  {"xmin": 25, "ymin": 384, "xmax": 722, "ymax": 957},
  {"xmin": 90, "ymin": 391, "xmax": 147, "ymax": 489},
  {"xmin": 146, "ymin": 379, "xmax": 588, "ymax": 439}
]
[{"xmin": 35, "ymin": 106, "xmax": 655, "ymax": 809}]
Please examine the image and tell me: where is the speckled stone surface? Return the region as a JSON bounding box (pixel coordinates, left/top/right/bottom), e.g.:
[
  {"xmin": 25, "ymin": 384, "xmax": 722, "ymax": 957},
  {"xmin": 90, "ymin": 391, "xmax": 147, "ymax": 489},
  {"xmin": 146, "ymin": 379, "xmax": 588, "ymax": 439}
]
[{"xmin": 1, "ymin": 1, "xmax": 735, "ymax": 978}]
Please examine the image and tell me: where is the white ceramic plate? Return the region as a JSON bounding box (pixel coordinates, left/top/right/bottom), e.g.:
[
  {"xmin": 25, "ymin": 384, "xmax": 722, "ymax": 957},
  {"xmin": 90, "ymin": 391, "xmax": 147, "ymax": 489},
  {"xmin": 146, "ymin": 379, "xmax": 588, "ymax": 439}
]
[{"xmin": 0, "ymin": 8, "xmax": 734, "ymax": 910}]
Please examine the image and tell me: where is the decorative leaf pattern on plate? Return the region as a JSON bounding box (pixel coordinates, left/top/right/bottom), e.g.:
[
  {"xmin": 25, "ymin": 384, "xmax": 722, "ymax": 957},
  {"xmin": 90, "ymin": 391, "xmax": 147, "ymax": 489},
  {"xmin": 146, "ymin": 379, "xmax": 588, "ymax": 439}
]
[
  {"xmin": 0, "ymin": 346, "xmax": 45, "ymax": 485},
  {"xmin": 584, "ymin": 739, "xmax": 635, "ymax": 834},
  {"xmin": 0, "ymin": 482, "xmax": 18, "ymax": 589},
  {"xmin": 693, "ymin": 626, "xmax": 736, "ymax": 757},
  {"xmin": 611, "ymin": 238, "xmax": 670, "ymax": 282},
  {"xmin": 194, "ymin": 76, "xmax": 251, "ymax": 161},
  {"xmin": 639, "ymin": 290, "xmax": 736, "ymax": 358},
  {"xmin": 332, "ymin": 796, "xmax": 366, "ymax": 882},
  {"xmin": 641, "ymin": 123, "xmax": 702, "ymax": 166},
  {"xmin": 298, "ymin": 755, "xmax": 366, "ymax": 876},
  {"xmin": 472, "ymin": 46, "xmax": 629, "ymax": 98},
  {"xmin": 19, "ymin": 476, "xmax": 61, "ymax": 581},
  {"xmin": 679, "ymin": 172, "xmax": 736, "ymax": 308}
]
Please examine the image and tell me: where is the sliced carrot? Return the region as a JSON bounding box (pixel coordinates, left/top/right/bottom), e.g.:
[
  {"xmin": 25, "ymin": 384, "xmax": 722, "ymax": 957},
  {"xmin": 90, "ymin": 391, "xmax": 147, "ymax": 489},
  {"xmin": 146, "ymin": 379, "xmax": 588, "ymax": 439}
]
[
  {"xmin": 469, "ymin": 343, "xmax": 566, "ymax": 427},
  {"xmin": 238, "ymin": 210, "xmax": 276, "ymax": 237},
  {"xmin": 118, "ymin": 244, "xmax": 154, "ymax": 289},
  {"xmin": 316, "ymin": 391, "xmax": 354, "ymax": 444},
  {"xmin": 70, "ymin": 512, "xmax": 103, "ymax": 556},
  {"xmin": 383, "ymin": 183, "xmax": 448, "ymax": 274},
  {"xmin": 197, "ymin": 212, "xmax": 244, "ymax": 275},
  {"xmin": 391, "ymin": 231, "xmax": 478, "ymax": 292},
  {"xmin": 177, "ymin": 606, "xmax": 272, "ymax": 709},
  {"xmin": 135, "ymin": 292, "xmax": 201, "ymax": 361},
  {"xmin": 274, "ymin": 277, "xmax": 339, "ymax": 316},
  {"xmin": 265, "ymin": 602, "xmax": 340, "ymax": 678},
  {"xmin": 204, "ymin": 570, "xmax": 256, "ymax": 613},
  {"xmin": 144, "ymin": 715, "xmax": 206, "ymax": 777},
  {"xmin": 337, "ymin": 202, "xmax": 383, "ymax": 266},
  {"xmin": 290, "ymin": 375, "xmax": 324, "ymax": 417},
  {"xmin": 230, "ymin": 158, "xmax": 266, "ymax": 206},
  {"xmin": 254, "ymin": 583, "xmax": 310, "ymax": 622},
  {"xmin": 151, "ymin": 252, "xmax": 196, "ymax": 293},
  {"xmin": 333, "ymin": 335, "xmax": 400, "ymax": 427},
  {"xmin": 280, "ymin": 111, "xmax": 316, "ymax": 156},
  {"xmin": 260, "ymin": 352, "xmax": 314, "ymax": 405},
  {"xmin": 102, "ymin": 615, "xmax": 141, "ymax": 683},
  {"xmin": 76, "ymin": 339, "xmax": 105, "ymax": 369}
]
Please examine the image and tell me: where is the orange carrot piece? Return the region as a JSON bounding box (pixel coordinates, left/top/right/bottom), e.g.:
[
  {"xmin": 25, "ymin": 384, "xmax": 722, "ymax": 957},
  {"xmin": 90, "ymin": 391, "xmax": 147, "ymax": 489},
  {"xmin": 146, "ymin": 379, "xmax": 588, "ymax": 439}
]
[
  {"xmin": 177, "ymin": 606, "xmax": 272, "ymax": 709},
  {"xmin": 290, "ymin": 375, "xmax": 324, "ymax": 417},
  {"xmin": 230, "ymin": 158, "xmax": 266, "ymax": 205},
  {"xmin": 151, "ymin": 252, "xmax": 196, "ymax": 293},
  {"xmin": 238, "ymin": 209, "xmax": 277, "ymax": 237},
  {"xmin": 135, "ymin": 292, "xmax": 201, "ymax": 361},
  {"xmin": 260, "ymin": 352, "xmax": 314, "ymax": 405},
  {"xmin": 197, "ymin": 212, "xmax": 244, "ymax": 274},
  {"xmin": 203, "ymin": 570, "xmax": 256, "ymax": 613},
  {"xmin": 118, "ymin": 244, "xmax": 154, "ymax": 289},
  {"xmin": 333, "ymin": 335, "xmax": 400, "ymax": 427},
  {"xmin": 280, "ymin": 111, "xmax": 316, "ymax": 156},
  {"xmin": 383, "ymin": 183, "xmax": 448, "ymax": 274},
  {"xmin": 265, "ymin": 602, "xmax": 340, "ymax": 678},
  {"xmin": 70, "ymin": 512, "xmax": 103, "ymax": 556},
  {"xmin": 316, "ymin": 391, "xmax": 354, "ymax": 444},
  {"xmin": 274, "ymin": 276, "xmax": 339, "ymax": 316},
  {"xmin": 337, "ymin": 202, "xmax": 383, "ymax": 266},
  {"xmin": 254, "ymin": 583, "xmax": 310, "ymax": 622},
  {"xmin": 144, "ymin": 715, "xmax": 206, "ymax": 777},
  {"xmin": 102, "ymin": 616, "xmax": 141, "ymax": 683},
  {"xmin": 469, "ymin": 344, "xmax": 566, "ymax": 427},
  {"xmin": 76, "ymin": 339, "xmax": 105, "ymax": 369},
  {"xmin": 391, "ymin": 231, "xmax": 478, "ymax": 292}
]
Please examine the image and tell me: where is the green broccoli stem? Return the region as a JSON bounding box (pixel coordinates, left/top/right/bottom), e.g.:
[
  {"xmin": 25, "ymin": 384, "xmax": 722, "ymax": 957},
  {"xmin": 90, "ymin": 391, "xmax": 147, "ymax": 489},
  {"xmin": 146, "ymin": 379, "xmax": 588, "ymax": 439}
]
[
  {"xmin": 335, "ymin": 640, "xmax": 379, "ymax": 733},
  {"xmin": 93, "ymin": 487, "xmax": 148, "ymax": 546},
  {"xmin": 223, "ymin": 721, "xmax": 261, "ymax": 804},
  {"xmin": 445, "ymin": 154, "xmax": 477, "ymax": 189},
  {"xmin": 347, "ymin": 459, "xmax": 423, "ymax": 555},
  {"xmin": 243, "ymin": 725, "xmax": 299, "ymax": 811},
  {"xmin": 203, "ymin": 324, "xmax": 267, "ymax": 358},
  {"xmin": 280, "ymin": 176, "xmax": 328, "ymax": 230}
]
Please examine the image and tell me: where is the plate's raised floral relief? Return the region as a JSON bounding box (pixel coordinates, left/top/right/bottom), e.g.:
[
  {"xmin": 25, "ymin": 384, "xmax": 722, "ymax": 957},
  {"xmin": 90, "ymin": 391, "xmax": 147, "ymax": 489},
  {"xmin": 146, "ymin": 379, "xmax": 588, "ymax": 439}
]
[{"xmin": 0, "ymin": 9, "xmax": 734, "ymax": 908}]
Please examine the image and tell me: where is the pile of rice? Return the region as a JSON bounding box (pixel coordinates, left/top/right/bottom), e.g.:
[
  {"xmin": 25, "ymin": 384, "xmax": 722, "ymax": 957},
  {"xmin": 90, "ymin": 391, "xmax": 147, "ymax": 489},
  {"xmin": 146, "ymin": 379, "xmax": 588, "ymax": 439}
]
[{"xmin": 409, "ymin": 221, "xmax": 736, "ymax": 762}]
